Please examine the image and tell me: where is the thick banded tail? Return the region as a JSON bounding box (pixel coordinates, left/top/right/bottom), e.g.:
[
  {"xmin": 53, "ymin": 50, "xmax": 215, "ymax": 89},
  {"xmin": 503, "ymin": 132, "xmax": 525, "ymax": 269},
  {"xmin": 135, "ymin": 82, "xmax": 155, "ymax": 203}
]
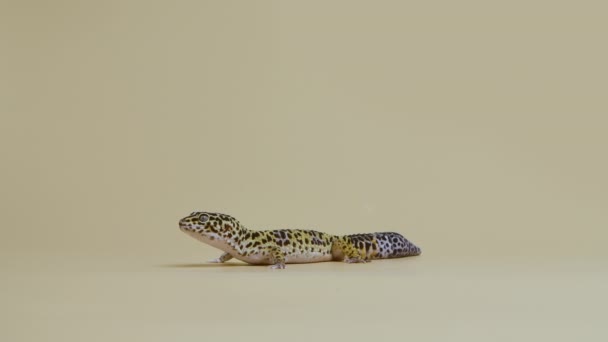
[
  {"xmin": 344, "ymin": 232, "xmax": 421, "ymax": 259},
  {"xmin": 374, "ymin": 232, "xmax": 421, "ymax": 258}
]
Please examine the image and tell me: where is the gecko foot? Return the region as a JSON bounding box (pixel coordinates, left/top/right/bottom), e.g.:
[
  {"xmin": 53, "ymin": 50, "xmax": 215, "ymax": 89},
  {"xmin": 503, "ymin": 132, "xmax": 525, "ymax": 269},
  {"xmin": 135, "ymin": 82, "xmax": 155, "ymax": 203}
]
[
  {"xmin": 344, "ymin": 258, "xmax": 369, "ymax": 264},
  {"xmin": 208, "ymin": 252, "xmax": 233, "ymax": 263},
  {"xmin": 269, "ymin": 263, "xmax": 286, "ymax": 270}
]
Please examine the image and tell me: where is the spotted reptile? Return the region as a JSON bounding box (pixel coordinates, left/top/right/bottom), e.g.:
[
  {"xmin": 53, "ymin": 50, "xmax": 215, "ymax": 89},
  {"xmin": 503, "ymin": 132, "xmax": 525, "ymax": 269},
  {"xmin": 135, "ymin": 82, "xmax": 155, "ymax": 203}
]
[{"xmin": 179, "ymin": 211, "xmax": 421, "ymax": 269}]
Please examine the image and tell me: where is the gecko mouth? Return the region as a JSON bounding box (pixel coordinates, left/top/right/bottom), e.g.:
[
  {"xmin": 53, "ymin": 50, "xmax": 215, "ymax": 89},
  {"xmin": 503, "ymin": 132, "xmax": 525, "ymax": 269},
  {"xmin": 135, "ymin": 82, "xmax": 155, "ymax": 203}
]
[{"xmin": 179, "ymin": 223, "xmax": 194, "ymax": 231}]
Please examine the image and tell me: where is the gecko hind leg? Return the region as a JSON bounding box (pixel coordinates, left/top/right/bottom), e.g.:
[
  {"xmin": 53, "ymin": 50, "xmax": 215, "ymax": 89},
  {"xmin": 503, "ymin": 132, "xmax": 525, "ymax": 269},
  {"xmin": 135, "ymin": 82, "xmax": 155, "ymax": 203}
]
[
  {"xmin": 266, "ymin": 245, "xmax": 286, "ymax": 269},
  {"xmin": 335, "ymin": 238, "xmax": 370, "ymax": 264},
  {"xmin": 209, "ymin": 252, "xmax": 233, "ymax": 263}
]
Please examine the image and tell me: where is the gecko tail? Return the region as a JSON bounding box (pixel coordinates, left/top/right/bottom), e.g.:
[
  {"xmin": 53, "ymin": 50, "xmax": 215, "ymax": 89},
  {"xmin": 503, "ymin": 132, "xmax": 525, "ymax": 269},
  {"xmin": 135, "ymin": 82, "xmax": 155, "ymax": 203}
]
[
  {"xmin": 373, "ymin": 232, "xmax": 422, "ymax": 258},
  {"xmin": 342, "ymin": 232, "xmax": 422, "ymax": 259}
]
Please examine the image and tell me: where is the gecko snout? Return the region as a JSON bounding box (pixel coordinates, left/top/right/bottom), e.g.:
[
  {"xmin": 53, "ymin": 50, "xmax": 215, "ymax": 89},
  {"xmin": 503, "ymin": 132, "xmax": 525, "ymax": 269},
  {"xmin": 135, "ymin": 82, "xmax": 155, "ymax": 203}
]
[{"xmin": 179, "ymin": 218, "xmax": 194, "ymax": 231}]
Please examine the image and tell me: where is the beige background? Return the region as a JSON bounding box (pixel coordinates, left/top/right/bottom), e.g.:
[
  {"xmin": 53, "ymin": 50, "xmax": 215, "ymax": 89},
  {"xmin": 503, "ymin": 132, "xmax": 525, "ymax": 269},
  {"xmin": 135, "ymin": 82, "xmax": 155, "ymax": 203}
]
[{"xmin": 1, "ymin": 1, "xmax": 607, "ymax": 341}]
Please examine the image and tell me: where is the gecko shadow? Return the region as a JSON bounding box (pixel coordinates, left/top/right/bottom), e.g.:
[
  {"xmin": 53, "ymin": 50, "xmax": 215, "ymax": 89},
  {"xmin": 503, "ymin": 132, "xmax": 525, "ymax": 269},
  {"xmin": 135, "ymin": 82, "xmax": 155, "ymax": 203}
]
[{"xmin": 158, "ymin": 262, "xmax": 252, "ymax": 268}]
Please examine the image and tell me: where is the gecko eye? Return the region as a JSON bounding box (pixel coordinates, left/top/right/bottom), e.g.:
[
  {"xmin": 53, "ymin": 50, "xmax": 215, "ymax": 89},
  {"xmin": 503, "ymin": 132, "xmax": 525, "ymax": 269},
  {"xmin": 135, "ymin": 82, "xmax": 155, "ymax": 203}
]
[{"xmin": 199, "ymin": 214, "xmax": 209, "ymax": 223}]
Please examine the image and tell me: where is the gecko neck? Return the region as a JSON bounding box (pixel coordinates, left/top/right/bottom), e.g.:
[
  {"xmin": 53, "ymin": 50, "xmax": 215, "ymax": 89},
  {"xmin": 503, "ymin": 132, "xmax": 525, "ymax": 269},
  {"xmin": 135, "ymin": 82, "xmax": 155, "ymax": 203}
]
[
  {"xmin": 228, "ymin": 221, "xmax": 250, "ymax": 237},
  {"xmin": 214, "ymin": 220, "xmax": 252, "ymax": 255}
]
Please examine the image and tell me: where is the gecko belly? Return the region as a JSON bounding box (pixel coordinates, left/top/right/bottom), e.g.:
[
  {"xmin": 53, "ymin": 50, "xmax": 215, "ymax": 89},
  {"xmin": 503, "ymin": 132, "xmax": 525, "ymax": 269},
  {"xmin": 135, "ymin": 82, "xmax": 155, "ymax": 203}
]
[
  {"xmin": 284, "ymin": 252, "xmax": 333, "ymax": 264},
  {"xmin": 238, "ymin": 250, "xmax": 333, "ymax": 265}
]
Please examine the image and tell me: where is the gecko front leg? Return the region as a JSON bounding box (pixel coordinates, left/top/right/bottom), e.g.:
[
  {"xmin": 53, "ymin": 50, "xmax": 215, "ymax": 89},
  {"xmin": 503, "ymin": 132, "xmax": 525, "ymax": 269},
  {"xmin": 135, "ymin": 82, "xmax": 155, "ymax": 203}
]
[{"xmin": 209, "ymin": 252, "xmax": 233, "ymax": 263}]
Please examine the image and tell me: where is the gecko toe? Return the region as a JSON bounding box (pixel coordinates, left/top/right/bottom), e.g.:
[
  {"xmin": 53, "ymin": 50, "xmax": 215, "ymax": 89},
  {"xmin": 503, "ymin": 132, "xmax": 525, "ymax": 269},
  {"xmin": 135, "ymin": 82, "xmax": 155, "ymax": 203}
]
[{"xmin": 344, "ymin": 258, "xmax": 368, "ymax": 264}]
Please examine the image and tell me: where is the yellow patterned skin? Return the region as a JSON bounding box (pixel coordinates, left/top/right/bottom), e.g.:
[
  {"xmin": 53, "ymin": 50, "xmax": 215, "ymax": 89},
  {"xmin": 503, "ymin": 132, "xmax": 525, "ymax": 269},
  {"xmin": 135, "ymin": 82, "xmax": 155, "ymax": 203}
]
[{"xmin": 179, "ymin": 212, "xmax": 421, "ymax": 269}]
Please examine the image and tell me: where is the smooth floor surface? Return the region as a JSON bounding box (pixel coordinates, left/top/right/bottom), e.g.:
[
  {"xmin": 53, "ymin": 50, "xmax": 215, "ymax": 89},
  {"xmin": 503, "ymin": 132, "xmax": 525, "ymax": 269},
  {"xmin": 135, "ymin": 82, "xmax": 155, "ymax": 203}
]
[
  {"xmin": 3, "ymin": 1, "xmax": 607, "ymax": 341},
  {"xmin": 2, "ymin": 253, "xmax": 606, "ymax": 342}
]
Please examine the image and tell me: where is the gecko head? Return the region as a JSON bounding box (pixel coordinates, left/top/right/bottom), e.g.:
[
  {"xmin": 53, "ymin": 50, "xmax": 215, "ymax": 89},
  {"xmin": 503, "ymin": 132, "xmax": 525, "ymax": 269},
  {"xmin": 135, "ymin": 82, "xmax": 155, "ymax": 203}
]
[{"xmin": 178, "ymin": 211, "xmax": 240, "ymax": 239}]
